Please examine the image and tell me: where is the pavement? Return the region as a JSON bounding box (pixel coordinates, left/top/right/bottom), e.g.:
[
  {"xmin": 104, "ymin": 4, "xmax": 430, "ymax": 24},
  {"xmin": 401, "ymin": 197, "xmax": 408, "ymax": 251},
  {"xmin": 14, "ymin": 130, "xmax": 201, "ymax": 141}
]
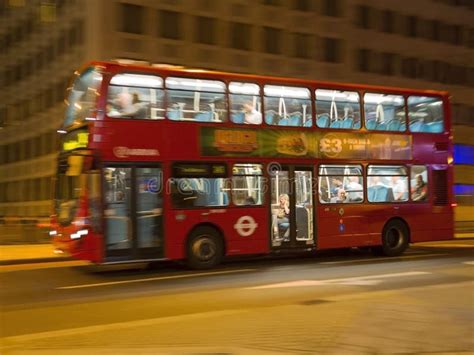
[{"xmin": 0, "ymin": 233, "xmax": 473, "ymax": 266}]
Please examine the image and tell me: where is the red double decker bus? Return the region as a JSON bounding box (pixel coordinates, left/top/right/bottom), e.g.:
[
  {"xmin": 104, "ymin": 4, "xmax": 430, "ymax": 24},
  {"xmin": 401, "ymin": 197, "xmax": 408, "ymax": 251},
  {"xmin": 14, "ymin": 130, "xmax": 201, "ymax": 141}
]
[{"xmin": 51, "ymin": 61, "xmax": 454, "ymax": 268}]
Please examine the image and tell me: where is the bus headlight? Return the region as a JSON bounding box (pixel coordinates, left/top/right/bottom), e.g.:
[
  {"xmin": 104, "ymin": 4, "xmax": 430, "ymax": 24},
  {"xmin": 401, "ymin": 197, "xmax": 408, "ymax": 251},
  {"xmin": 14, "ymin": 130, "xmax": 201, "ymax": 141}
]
[
  {"xmin": 70, "ymin": 229, "xmax": 89, "ymax": 240},
  {"xmin": 49, "ymin": 230, "xmax": 57, "ymax": 236}
]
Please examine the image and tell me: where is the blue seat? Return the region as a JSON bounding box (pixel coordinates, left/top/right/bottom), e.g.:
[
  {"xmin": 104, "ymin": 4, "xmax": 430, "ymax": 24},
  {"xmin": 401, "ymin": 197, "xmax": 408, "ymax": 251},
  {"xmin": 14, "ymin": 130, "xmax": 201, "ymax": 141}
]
[
  {"xmin": 265, "ymin": 111, "xmax": 276, "ymax": 124},
  {"xmin": 231, "ymin": 112, "xmax": 245, "ymax": 124},
  {"xmin": 167, "ymin": 109, "xmax": 181, "ymax": 120},
  {"xmin": 409, "ymin": 120, "xmax": 424, "ymax": 132},
  {"xmin": 317, "ymin": 114, "xmax": 329, "ymax": 128},
  {"xmin": 341, "ymin": 117, "xmax": 353, "ymax": 129},
  {"xmin": 375, "ymin": 122, "xmax": 387, "ymax": 131},
  {"xmin": 289, "ymin": 113, "xmax": 302, "ymax": 126},
  {"xmin": 366, "ymin": 119, "xmax": 377, "ymax": 130},
  {"xmin": 423, "ymin": 121, "xmax": 443, "ymax": 133},
  {"xmin": 304, "ymin": 119, "xmax": 312, "ymax": 127},
  {"xmin": 387, "ymin": 119, "xmax": 401, "ymax": 131},
  {"xmin": 330, "ymin": 120, "xmax": 342, "ymax": 128},
  {"xmin": 278, "ymin": 118, "xmax": 289, "ymax": 126},
  {"xmin": 368, "ymin": 185, "xmax": 394, "ymax": 202},
  {"xmin": 195, "ymin": 111, "xmax": 213, "ymax": 122}
]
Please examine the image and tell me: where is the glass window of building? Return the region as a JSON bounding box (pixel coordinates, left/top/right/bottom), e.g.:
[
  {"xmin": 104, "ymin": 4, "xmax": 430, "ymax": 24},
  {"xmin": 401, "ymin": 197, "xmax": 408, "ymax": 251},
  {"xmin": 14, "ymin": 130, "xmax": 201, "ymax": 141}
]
[
  {"xmin": 315, "ymin": 89, "xmax": 361, "ymax": 129},
  {"xmin": 229, "ymin": 82, "xmax": 262, "ymax": 125},
  {"xmin": 264, "ymin": 85, "xmax": 312, "ymax": 127},
  {"xmin": 364, "ymin": 93, "xmax": 406, "ymax": 131},
  {"xmin": 120, "ymin": 3, "xmax": 144, "ymax": 34},
  {"xmin": 293, "ymin": 33, "xmax": 311, "ymax": 59},
  {"xmin": 159, "ymin": 10, "xmax": 181, "ymax": 40},
  {"xmin": 407, "ymin": 96, "xmax": 444, "ymax": 133},
  {"xmin": 196, "ymin": 16, "xmax": 216, "ymax": 45},
  {"xmin": 230, "ymin": 22, "xmax": 252, "ymax": 51},
  {"xmin": 263, "ymin": 27, "xmax": 282, "ymax": 54},
  {"xmin": 166, "ymin": 77, "xmax": 226, "ymax": 122},
  {"xmin": 323, "ymin": 37, "xmax": 342, "ymax": 63},
  {"xmin": 107, "ymin": 73, "xmax": 164, "ymax": 120},
  {"xmin": 318, "ymin": 165, "xmax": 363, "ymax": 203}
]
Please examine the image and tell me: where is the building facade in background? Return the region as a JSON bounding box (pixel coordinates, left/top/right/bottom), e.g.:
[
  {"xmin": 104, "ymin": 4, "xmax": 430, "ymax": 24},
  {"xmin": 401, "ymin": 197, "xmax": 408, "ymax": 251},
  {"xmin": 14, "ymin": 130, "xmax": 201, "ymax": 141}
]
[{"xmin": 0, "ymin": 0, "xmax": 473, "ymax": 239}]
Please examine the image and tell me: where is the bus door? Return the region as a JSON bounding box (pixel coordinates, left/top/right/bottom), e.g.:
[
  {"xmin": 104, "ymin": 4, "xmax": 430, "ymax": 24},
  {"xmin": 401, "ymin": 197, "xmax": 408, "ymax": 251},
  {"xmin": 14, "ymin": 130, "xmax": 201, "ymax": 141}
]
[
  {"xmin": 103, "ymin": 166, "xmax": 163, "ymax": 261},
  {"xmin": 270, "ymin": 166, "xmax": 315, "ymax": 249}
]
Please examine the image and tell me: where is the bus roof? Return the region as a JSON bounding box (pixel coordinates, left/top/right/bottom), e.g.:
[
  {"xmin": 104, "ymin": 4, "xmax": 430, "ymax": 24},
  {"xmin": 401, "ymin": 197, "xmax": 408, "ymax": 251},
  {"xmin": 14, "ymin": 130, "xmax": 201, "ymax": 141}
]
[{"xmin": 83, "ymin": 60, "xmax": 449, "ymax": 98}]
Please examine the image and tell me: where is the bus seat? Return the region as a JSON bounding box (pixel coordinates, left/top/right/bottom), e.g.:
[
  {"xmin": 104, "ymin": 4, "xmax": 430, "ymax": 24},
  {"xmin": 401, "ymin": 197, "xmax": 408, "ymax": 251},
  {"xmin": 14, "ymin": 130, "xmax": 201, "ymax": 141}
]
[
  {"xmin": 278, "ymin": 118, "xmax": 289, "ymax": 126},
  {"xmin": 375, "ymin": 122, "xmax": 387, "ymax": 131},
  {"xmin": 231, "ymin": 112, "xmax": 245, "ymax": 124},
  {"xmin": 304, "ymin": 119, "xmax": 312, "ymax": 127},
  {"xmin": 330, "ymin": 120, "xmax": 341, "ymax": 128},
  {"xmin": 289, "ymin": 113, "xmax": 302, "ymax": 126},
  {"xmin": 387, "ymin": 119, "xmax": 401, "ymax": 131},
  {"xmin": 367, "ymin": 186, "xmax": 377, "ymax": 202},
  {"xmin": 195, "ymin": 111, "xmax": 213, "ymax": 122},
  {"xmin": 317, "ymin": 114, "xmax": 329, "ymax": 128},
  {"xmin": 167, "ymin": 109, "xmax": 181, "ymax": 120},
  {"xmin": 341, "ymin": 117, "xmax": 353, "ymax": 129},
  {"xmin": 423, "ymin": 121, "xmax": 443, "ymax": 133},
  {"xmin": 369, "ymin": 185, "xmax": 395, "ymax": 202},
  {"xmin": 409, "ymin": 120, "xmax": 424, "ymax": 132},
  {"xmin": 366, "ymin": 119, "xmax": 377, "ymax": 130},
  {"xmin": 265, "ymin": 110, "xmax": 276, "ymax": 124}
]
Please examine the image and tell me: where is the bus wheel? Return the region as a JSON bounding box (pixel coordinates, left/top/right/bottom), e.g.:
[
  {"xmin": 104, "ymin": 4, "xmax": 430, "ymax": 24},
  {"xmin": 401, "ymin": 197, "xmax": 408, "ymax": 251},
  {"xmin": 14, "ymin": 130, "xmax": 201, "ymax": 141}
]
[
  {"xmin": 187, "ymin": 226, "xmax": 223, "ymax": 269},
  {"xmin": 380, "ymin": 220, "xmax": 409, "ymax": 257}
]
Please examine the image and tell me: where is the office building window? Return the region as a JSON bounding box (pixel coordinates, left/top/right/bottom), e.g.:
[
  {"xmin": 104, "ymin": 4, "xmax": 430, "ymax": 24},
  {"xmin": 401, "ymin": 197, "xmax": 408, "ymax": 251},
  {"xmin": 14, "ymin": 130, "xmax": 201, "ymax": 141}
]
[
  {"xmin": 159, "ymin": 10, "xmax": 181, "ymax": 40},
  {"xmin": 381, "ymin": 10, "xmax": 394, "ymax": 33},
  {"xmin": 120, "ymin": 3, "xmax": 144, "ymax": 34},
  {"xmin": 230, "ymin": 22, "xmax": 252, "ymax": 51},
  {"xmin": 293, "ymin": 33, "xmax": 311, "ymax": 59},
  {"xmin": 357, "ymin": 48, "xmax": 370, "ymax": 72},
  {"xmin": 195, "ymin": 16, "xmax": 216, "ymax": 45},
  {"xmin": 322, "ymin": 0, "xmax": 340, "ymax": 17},
  {"xmin": 263, "ymin": 27, "xmax": 282, "ymax": 54},
  {"xmin": 381, "ymin": 52, "xmax": 395, "ymax": 76},
  {"xmin": 293, "ymin": 0, "xmax": 311, "ymax": 11},
  {"xmin": 406, "ymin": 15, "xmax": 418, "ymax": 37},
  {"xmin": 323, "ymin": 37, "xmax": 342, "ymax": 63}
]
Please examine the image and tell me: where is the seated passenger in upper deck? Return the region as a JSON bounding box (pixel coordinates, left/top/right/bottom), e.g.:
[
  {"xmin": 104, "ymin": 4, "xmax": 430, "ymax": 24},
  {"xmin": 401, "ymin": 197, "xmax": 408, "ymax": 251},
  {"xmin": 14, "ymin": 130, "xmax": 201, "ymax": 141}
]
[
  {"xmin": 242, "ymin": 101, "xmax": 262, "ymax": 125},
  {"xmin": 108, "ymin": 92, "xmax": 147, "ymax": 119}
]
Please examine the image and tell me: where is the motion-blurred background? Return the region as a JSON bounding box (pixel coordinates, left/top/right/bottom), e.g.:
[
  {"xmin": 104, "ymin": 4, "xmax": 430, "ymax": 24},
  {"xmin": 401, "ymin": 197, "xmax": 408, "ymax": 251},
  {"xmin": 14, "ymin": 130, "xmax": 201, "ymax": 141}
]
[{"xmin": 0, "ymin": 0, "xmax": 472, "ymax": 244}]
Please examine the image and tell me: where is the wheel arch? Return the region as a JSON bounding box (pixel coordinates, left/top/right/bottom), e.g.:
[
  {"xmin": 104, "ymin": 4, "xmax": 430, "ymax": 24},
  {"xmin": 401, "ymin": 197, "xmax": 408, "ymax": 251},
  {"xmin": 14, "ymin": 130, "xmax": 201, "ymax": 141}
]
[
  {"xmin": 383, "ymin": 217, "xmax": 411, "ymax": 243},
  {"xmin": 184, "ymin": 222, "xmax": 227, "ymax": 257}
]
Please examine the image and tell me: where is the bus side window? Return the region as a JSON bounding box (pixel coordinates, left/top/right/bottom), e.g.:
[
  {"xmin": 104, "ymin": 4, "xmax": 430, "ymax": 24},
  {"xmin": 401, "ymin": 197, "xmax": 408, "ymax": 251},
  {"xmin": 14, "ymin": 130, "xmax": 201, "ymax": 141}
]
[
  {"xmin": 364, "ymin": 93, "xmax": 406, "ymax": 132},
  {"xmin": 411, "ymin": 165, "xmax": 429, "ymax": 201},
  {"xmin": 165, "ymin": 77, "xmax": 226, "ymax": 122},
  {"xmin": 315, "ymin": 89, "xmax": 361, "ymax": 130},
  {"xmin": 263, "ymin": 85, "xmax": 312, "ymax": 127},
  {"xmin": 408, "ymin": 96, "xmax": 444, "ymax": 133},
  {"xmin": 107, "ymin": 73, "xmax": 164, "ymax": 120}
]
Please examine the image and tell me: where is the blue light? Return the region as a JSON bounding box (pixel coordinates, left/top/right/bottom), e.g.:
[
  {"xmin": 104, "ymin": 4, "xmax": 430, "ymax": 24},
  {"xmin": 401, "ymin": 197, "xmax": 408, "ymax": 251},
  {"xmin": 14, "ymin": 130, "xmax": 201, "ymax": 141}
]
[
  {"xmin": 454, "ymin": 184, "xmax": 474, "ymax": 195},
  {"xmin": 453, "ymin": 144, "xmax": 474, "ymax": 165}
]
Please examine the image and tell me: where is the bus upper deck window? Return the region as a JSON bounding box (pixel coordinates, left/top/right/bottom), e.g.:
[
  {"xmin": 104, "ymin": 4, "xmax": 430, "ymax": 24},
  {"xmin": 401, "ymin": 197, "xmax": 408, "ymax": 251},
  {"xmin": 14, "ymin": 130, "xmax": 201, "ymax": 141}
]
[
  {"xmin": 229, "ymin": 82, "xmax": 262, "ymax": 125},
  {"xmin": 108, "ymin": 73, "xmax": 164, "ymax": 120},
  {"xmin": 364, "ymin": 93, "xmax": 406, "ymax": 132},
  {"xmin": 263, "ymin": 85, "xmax": 312, "ymax": 127},
  {"xmin": 166, "ymin": 77, "xmax": 226, "ymax": 123},
  {"xmin": 408, "ymin": 96, "xmax": 444, "ymax": 133},
  {"xmin": 315, "ymin": 89, "xmax": 361, "ymax": 129}
]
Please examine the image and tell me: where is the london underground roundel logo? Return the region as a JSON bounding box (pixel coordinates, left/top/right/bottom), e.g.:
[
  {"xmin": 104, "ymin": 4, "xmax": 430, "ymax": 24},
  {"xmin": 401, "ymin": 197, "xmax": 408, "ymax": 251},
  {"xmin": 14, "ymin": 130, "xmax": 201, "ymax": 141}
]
[{"xmin": 234, "ymin": 216, "xmax": 258, "ymax": 237}]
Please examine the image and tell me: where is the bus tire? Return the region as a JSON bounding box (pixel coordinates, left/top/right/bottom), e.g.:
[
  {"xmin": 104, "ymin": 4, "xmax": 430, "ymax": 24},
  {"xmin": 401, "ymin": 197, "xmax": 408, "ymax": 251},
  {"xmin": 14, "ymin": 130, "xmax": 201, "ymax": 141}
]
[
  {"xmin": 186, "ymin": 226, "xmax": 223, "ymax": 269},
  {"xmin": 379, "ymin": 219, "xmax": 409, "ymax": 257}
]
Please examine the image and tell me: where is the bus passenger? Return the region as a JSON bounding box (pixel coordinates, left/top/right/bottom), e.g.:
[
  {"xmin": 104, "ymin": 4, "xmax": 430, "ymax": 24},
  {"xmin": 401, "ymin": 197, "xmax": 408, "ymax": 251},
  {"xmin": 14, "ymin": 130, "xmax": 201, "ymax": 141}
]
[
  {"xmin": 330, "ymin": 177, "xmax": 343, "ymax": 197},
  {"xmin": 412, "ymin": 175, "xmax": 428, "ymax": 201},
  {"xmin": 391, "ymin": 176, "xmax": 407, "ymax": 201},
  {"xmin": 274, "ymin": 194, "xmax": 290, "ymax": 239},
  {"xmin": 243, "ymin": 101, "xmax": 262, "ymax": 125},
  {"xmin": 345, "ymin": 176, "xmax": 363, "ymax": 201},
  {"xmin": 331, "ymin": 189, "xmax": 348, "ymax": 203}
]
